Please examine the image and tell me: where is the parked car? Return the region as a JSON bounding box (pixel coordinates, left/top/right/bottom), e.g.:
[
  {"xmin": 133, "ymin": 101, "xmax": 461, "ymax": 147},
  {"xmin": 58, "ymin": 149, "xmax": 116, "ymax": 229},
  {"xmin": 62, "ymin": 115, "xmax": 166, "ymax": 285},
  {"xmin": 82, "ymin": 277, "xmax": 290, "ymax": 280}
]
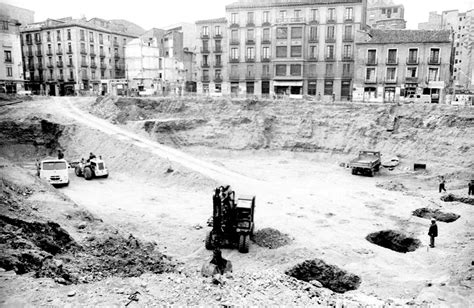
[{"xmin": 402, "ymin": 94, "xmax": 431, "ymax": 104}]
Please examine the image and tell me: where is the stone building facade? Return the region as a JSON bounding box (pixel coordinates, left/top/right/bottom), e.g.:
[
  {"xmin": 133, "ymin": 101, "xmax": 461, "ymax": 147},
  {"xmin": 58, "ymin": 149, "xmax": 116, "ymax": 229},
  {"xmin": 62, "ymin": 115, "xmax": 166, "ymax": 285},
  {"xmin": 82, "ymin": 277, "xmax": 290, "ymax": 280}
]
[
  {"xmin": 366, "ymin": 0, "xmax": 406, "ymax": 30},
  {"xmin": 0, "ymin": 3, "xmax": 34, "ymax": 93},
  {"xmin": 197, "ymin": 0, "xmax": 368, "ymax": 99},
  {"xmin": 20, "ymin": 17, "xmax": 137, "ymax": 96},
  {"xmin": 353, "ymin": 30, "xmax": 452, "ymax": 103}
]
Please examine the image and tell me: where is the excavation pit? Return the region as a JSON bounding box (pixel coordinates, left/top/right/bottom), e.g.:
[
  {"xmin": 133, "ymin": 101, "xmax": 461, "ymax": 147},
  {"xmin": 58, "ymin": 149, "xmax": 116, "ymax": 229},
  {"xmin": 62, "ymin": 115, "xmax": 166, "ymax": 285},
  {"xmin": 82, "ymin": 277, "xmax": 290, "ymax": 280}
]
[
  {"xmin": 366, "ymin": 230, "xmax": 421, "ymax": 253},
  {"xmin": 252, "ymin": 228, "xmax": 292, "ymax": 249},
  {"xmin": 412, "ymin": 208, "xmax": 460, "ymax": 223},
  {"xmin": 441, "ymin": 194, "xmax": 474, "ymax": 206},
  {"xmin": 285, "ymin": 259, "xmax": 361, "ymax": 293}
]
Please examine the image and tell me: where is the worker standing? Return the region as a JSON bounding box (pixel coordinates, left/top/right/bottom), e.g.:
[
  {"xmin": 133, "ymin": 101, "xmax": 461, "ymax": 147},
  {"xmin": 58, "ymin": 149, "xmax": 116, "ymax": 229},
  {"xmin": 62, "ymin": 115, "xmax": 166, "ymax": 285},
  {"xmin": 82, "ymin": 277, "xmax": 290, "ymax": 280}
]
[
  {"xmin": 428, "ymin": 218, "xmax": 438, "ymax": 248},
  {"xmin": 439, "ymin": 176, "xmax": 447, "ymax": 193},
  {"xmin": 57, "ymin": 149, "xmax": 64, "ymax": 159},
  {"xmin": 468, "ymin": 180, "xmax": 474, "ymax": 196}
]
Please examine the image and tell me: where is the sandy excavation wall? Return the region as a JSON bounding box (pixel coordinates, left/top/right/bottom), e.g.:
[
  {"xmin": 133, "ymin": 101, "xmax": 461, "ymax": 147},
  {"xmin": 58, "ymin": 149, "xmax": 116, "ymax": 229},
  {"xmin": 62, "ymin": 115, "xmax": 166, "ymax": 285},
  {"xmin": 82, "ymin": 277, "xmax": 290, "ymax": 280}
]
[{"xmin": 91, "ymin": 97, "xmax": 474, "ymax": 167}]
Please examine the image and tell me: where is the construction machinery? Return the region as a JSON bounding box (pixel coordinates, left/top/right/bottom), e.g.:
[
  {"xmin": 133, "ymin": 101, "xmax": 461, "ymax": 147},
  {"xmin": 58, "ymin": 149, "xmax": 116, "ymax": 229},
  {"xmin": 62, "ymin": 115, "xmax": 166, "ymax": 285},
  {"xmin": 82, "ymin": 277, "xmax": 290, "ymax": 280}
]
[
  {"xmin": 349, "ymin": 151, "xmax": 381, "ymax": 177},
  {"xmin": 205, "ymin": 186, "xmax": 255, "ymax": 253},
  {"xmin": 75, "ymin": 157, "xmax": 109, "ymax": 180}
]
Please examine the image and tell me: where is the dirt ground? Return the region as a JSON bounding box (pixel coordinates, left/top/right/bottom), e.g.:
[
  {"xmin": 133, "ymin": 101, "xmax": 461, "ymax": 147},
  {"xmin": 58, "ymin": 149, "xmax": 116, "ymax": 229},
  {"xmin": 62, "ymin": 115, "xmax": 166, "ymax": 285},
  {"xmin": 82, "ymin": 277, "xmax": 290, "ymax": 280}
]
[{"xmin": 0, "ymin": 97, "xmax": 473, "ymax": 306}]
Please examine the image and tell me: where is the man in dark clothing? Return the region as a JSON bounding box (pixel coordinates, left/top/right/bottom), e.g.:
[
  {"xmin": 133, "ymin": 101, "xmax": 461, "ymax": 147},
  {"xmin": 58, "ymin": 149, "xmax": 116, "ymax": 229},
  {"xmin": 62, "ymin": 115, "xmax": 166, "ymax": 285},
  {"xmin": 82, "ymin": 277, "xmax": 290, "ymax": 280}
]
[
  {"xmin": 428, "ymin": 218, "xmax": 438, "ymax": 248},
  {"xmin": 469, "ymin": 180, "xmax": 474, "ymax": 196},
  {"xmin": 87, "ymin": 152, "xmax": 96, "ymax": 162},
  {"xmin": 439, "ymin": 176, "xmax": 446, "ymax": 193},
  {"xmin": 57, "ymin": 150, "xmax": 64, "ymax": 159}
]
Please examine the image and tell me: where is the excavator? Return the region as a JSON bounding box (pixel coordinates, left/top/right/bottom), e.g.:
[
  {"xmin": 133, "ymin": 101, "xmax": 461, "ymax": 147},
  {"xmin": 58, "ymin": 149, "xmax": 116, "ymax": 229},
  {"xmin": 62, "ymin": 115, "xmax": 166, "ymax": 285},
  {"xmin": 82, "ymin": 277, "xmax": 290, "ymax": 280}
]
[{"xmin": 205, "ymin": 185, "xmax": 256, "ymax": 253}]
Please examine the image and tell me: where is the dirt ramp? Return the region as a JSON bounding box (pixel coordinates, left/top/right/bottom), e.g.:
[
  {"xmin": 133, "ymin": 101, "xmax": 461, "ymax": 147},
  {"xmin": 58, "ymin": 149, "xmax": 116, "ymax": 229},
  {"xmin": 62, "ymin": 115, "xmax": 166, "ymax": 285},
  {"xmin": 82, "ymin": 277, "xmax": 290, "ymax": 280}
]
[
  {"xmin": 412, "ymin": 208, "xmax": 460, "ymax": 223},
  {"xmin": 366, "ymin": 230, "xmax": 421, "ymax": 253},
  {"xmin": 253, "ymin": 228, "xmax": 292, "ymax": 249},
  {"xmin": 285, "ymin": 259, "xmax": 361, "ymax": 293}
]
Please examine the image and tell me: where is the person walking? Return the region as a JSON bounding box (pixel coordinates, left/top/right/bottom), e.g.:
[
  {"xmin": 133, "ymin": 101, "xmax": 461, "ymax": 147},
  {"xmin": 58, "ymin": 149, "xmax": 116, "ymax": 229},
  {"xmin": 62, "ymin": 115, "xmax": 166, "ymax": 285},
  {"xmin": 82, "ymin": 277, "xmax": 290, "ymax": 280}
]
[
  {"xmin": 468, "ymin": 180, "xmax": 474, "ymax": 196},
  {"xmin": 57, "ymin": 149, "xmax": 64, "ymax": 159},
  {"xmin": 428, "ymin": 218, "xmax": 438, "ymax": 248},
  {"xmin": 439, "ymin": 176, "xmax": 446, "ymax": 193}
]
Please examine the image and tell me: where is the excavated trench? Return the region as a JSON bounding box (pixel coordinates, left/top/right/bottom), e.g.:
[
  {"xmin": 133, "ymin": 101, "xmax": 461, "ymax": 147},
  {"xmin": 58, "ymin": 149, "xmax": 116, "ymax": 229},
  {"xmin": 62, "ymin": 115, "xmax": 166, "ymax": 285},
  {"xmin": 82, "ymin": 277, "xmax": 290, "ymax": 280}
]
[
  {"xmin": 441, "ymin": 194, "xmax": 474, "ymax": 206},
  {"xmin": 285, "ymin": 259, "xmax": 361, "ymax": 293},
  {"xmin": 366, "ymin": 230, "xmax": 421, "ymax": 253},
  {"xmin": 412, "ymin": 208, "xmax": 460, "ymax": 223}
]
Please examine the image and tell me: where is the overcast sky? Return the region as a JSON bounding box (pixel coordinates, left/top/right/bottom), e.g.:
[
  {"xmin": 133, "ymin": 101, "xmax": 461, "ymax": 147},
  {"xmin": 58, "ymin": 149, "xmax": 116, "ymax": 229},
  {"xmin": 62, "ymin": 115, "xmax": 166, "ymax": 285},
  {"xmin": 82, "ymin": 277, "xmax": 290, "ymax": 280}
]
[{"xmin": 3, "ymin": 0, "xmax": 474, "ymax": 30}]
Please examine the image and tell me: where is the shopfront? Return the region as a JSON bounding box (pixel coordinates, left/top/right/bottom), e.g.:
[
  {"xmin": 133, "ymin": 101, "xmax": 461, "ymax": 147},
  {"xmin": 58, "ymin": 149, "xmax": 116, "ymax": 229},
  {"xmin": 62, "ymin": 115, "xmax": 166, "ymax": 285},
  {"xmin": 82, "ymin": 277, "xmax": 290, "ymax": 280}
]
[{"xmin": 274, "ymin": 81, "xmax": 303, "ymax": 95}]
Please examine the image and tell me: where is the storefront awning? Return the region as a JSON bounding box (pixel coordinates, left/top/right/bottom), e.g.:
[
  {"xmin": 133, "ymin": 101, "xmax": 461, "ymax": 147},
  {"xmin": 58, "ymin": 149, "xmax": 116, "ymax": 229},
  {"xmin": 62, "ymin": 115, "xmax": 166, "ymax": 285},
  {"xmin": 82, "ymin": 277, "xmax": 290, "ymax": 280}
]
[{"xmin": 273, "ymin": 81, "xmax": 303, "ymax": 87}]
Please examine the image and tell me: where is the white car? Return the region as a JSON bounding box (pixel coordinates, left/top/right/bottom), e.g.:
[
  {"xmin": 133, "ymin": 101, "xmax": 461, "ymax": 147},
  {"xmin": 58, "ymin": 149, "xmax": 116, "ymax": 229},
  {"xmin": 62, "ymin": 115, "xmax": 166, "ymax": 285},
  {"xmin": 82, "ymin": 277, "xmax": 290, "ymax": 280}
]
[{"xmin": 39, "ymin": 159, "xmax": 69, "ymax": 186}]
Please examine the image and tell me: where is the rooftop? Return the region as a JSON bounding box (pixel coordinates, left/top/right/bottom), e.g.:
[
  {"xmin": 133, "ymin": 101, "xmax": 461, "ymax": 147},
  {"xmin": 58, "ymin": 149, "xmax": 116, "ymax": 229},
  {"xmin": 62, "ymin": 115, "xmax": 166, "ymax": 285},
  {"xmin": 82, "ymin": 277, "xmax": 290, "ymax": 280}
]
[
  {"xmin": 195, "ymin": 17, "xmax": 227, "ymax": 25},
  {"xmin": 226, "ymin": 0, "xmax": 363, "ymax": 9},
  {"xmin": 360, "ymin": 29, "xmax": 452, "ymax": 44}
]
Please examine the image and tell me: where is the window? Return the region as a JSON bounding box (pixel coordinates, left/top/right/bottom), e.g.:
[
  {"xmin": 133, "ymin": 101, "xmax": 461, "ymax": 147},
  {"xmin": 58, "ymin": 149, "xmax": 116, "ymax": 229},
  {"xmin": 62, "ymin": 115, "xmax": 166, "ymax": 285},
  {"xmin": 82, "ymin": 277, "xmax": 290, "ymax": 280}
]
[
  {"xmin": 262, "ymin": 64, "xmax": 270, "ymax": 76},
  {"xmin": 343, "ymin": 63, "xmax": 351, "ymax": 76},
  {"xmin": 393, "ymin": 8, "xmax": 398, "ymax": 13},
  {"xmin": 67, "ymin": 29, "xmax": 71, "ymax": 40},
  {"xmin": 291, "ymin": 46, "xmax": 302, "ymax": 57},
  {"xmin": 366, "ymin": 68, "xmax": 376, "ymax": 81},
  {"xmin": 294, "ymin": 10, "xmax": 301, "ymax": 18},
  {"xmin": 231, "ymin": 64, "xmax": 238, "ymax": 76},
  {"xmin": 324, "ymin": 80, "xmax": 333, "ymax": 95},
  {"xmin": 309, "ymin": 46, "xmax": 317, "ymax": 58},
  {"xmin": 215, "ymin": 40, "xmax": 221, "ymax": 51},
  {"xmin": 246, "ymin": 81, "xmax": 254, "ymax": 94},
  {"xmin": 203, "ymin": 70, "xmax": 209, "ymax": 80},
  {"xmin": 277, "ymin": 27, "xmax": 288, "ymax": 39},
  {"xmin": 428, "ymin": 68, "xmax": 439, "ymax": 81},
  {"xmin": 291, "ymin": 27, "xmax": 302, "ymax": 39},
  {"xmin": 46, "ymin": 31, "xmax": 51, "ymax": 42},
  {"xmin": 276, "ymin": 46, "xmax": 287, "ymax": 58},
  {"xmin": 309, "ymin": 26, "xmax": 318, "ymax": 41},
  {"xmin": 406, "ymin": 67, "xmax": 417, "ymax": 78},
  {"xmin": 246, "ymin": 47, "xmax": 255, "ymax": 59},
  {"xmin": 89, "ymin": 32, "xmax": 94, "ymax": 42},
  {"xmin": 386, "ymin": 67, "xmax": 396, "ymax": 80},
  {"xmin": 345, "ymin": 7, "xmax": 353, "ymax": 20},
  {"xmin": 344, "ymin": 25, "xmax": 352, "ymax": 39},
  {"xmin": 262, "ymin": 46, "xmax": 270, "ymax": 59},
  {"xmin": 326, "ymin": 45, "xmax": 335, "ymax": 59},
  {"xmin": 1, "ymin": 20, "xmax": 8, "ymax": 30},
  {"xmin": 56, "ymin": 30, "xmax": 61, "ymax": 41},
  {"xmin": 343, "ymin": 45, "xmax": 352, "ymax": 58},
  {"xmin": 276, "ymin": 64, "xmax": 286, "ymax": 76},
  {"xmin": 247, "ymin": 65, "xmax": 254, "ymax": 77},
  {"xmin": 430, "ymin": 48, "xmax": 440, "ymax": 63},
  {"xmin": 327, "ymin": 26, "xmax": 335, "ymax": 39},
  {"xmin": 34, "ymin": 33, "xmax": 41, "ymax": 42},
  {"xmin": 69, "ymin": 56, "xmax": 73, "ymax": 66},
  {"xmin": 215, "ymin": 69, "xmax": 222, "ymax": 79},
  {"xmin": 80, "ymin": 30, "xmax": 85, "ymax": 41},
  {"xmin": 202, "ymin": 26, "xmax": 209, "ymax": 36},
  {"xmin": 4, "ymin": 50, "xmax": 12, "ymax": 62},
  {"xmin": 202, "ymin": 40, "xmax": 209, "ymax": 51},
  {"xmin": 231, "ymin": 13, "xmax": 238, "ymax": 24},
  {"xmin": 202, "ymin": 55, "xmax": 208, "ymax": 65},
  {"xmin": 247, "ymin": 12, "xmax": 254, "ymax": 24},
  {"xmin": 308, "ymin": 80, "xmax": 317, "ymax": 95},
  {"xmin": 231, "ymin": 30, "xmax": 238, "ymax": 42},
  {"xmin": 6, "ymin": 67, "xmax": 12, "ymax": 77},
  {"xmin": 247, "ymin": 29, "xmax": 255, "ymax": 41},
  {"xmin": 387, "ymin": 49, "xmax": 397, "ymax": 63},
  {"xmin": 326, "ymin": 63, "xmax": 334, "ymax": 75},
  {"xmin": 263, "ymin": 28, "xmax": 270, "ymax": 41},
  {"xmin": 231, "ymin": 48, "xmax": 239, "ymax": 59},
  {"xmin": 263, "ymin": 11, "xmax": 270, "ymax": 23},
  {"xmin": 215, "ymin": 26, "xmax": 221, "ymax": 36},
  {"xmin": 328, "ymin": 8, "xmax": 336, "ymax": 22},
  {"xmin": 290, "ymin": 64, "xmax": 301, "ymax": 76},
  {"xmin": 99, "ymin": 34, "xmax": 103, "ymax": 43},
  {"xmin": 408, "ymin": 48, "xmax": 418, "ymax": 62},
  {"xmin": 311, "ymin": 9, "xmax": 318, "ymax": 22},
  {"xmin": 367, "ymin": 49, "xmax": 377, "ymax": 63},
  {"xmin": 382, "ymin": 8, "xmax": 386, "ymax": 14},
  {"xmin": 279, "ymin": 10, "xmax": 287, "ymax": 19}
]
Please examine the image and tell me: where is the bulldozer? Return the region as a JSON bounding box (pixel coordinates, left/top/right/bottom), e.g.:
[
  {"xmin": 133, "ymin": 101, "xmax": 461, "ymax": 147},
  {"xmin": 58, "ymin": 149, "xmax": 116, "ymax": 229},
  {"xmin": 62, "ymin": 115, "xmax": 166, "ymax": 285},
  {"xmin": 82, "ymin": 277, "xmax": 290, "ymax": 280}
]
[{"xmin": 205, "ymin": 185, "xmax": 256, "ymax": 253}]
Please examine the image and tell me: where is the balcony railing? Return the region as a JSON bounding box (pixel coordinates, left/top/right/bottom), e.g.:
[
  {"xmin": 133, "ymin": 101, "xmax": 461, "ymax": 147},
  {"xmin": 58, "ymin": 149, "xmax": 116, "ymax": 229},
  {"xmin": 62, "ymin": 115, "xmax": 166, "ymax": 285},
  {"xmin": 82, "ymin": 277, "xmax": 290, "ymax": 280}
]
[
  {"xmin": 261, "ymin": 56, "xmax": 271, "ymax": 62},
  {"xmin": 67, "ymin": 62, "xmax": 74, "ymax": 67},
  {"xmin": 91, "ymin": 63, "xmax": 97, "ymax": 69},
  {"xmin": 99, "ymin": 40, "xmax": 104, "ymax": 45},
  {"xmin": 26, "ymin": 51, "xmax": 34, "ymax": 57},
  {"xmin": 385, "ymin": 77, "xmax": 397, "ymax": 83},
  {"xmin": 406, "ymin": 57, "xmax": 419, "ymax": 65},
  {"xmin": 114, "ymin": 53, "xmax": 120, "ymax": 58},
  {"xmin": 325, "ymin": 37, "xmax": 336, "ymax": 43},
  {"xmin": 214, "ymin": 62, "xmax": 222, "ymax": 68},
  {"xmin": 327, "ymin": 18, "xmax": 336, "ymax": 23},
  {"xmin": 428, "ymin": 57, "xmax": 441, "ymax": 65},
  {"xmin": 229, "ymin": 73, "xmax": 240, "ymax": 80},
  {"xmin": 28, "ymin": 64, "xmax": 35, "ymax": 70},
  {"xmin": 46, "ymin": 63, "xmax": 54, "ymax": 68},
  {"xmin": 365, "ymin": 78, "xmax": 377, "ymax": 84},
  {"xmin": 275, "ymin": 17, "xmax": 306, "ymax": 24},
  {"xmin": 344, "ymin": 17, "xmax": 354, "ymax": 23},
  {"xmin": 200, "ymin": 48, "xmax": 210, "ymax": 53},
  {"xmin": 213, "ymin": 33, "xmax": 222, "ymax": 39},
  {"xmin": 405, "ymin": 77, "xmax": 418, "ymax": 83},
  {"xmin": 81, "ymin": 62, "xmax": 88, "ymax": 67},
  {"xmin": 68, "ymin": 77, "xmax": 75, "ymax": 81},
  {"xmin": 261, "ymin": 38, "xmax": 271, "ymax": 44},
  {"xmin": 99, "ymin": 52, "xmax": 105, "ymax": 58},
  {"xmin": 214, "ymin": 76, "xmax": 223, "ymax": 83},
  {"xmin": 229, "ymin": 22, "xmax": 239, "ymax": 28},
  {"xmin": 229, "ymin": 57, "xmax": 239, "ymax": 63},
  {"xmin": 201, "ymin": 63, "xmax": 210, "ymax": 68},
  {"xmin": 246, "ymin": 39, "xmax": 255, "ymax": 45},
  {"xmin": 26, "ymin": 40, "xmax": 33, "ymax": 45},
  {"xmin": 261, "ymin": 73, "xmax": 272, "ymax": 79},
  {"xmin": 246, "ymin": 21, "xmax": 255, "ymax": 27},
  {"xmin": 35, "ymin": 50, "xmax": 42, "ymax": 56},
  {"xmin": 366, "ymin": 58, "xmax": 378, "ymax": 65},
  {"xmin": 262, "ymin": 21, "xmax": 271, "ymax": 26},
  {"xmin": 80, "ymin": 49, "xmax": 87, "ymax": 55},
  {"xmin": 309, "ymin": 19, "xmax": 319, "ymax": 24},
  {"xmin": 245, "ymin": 57, "xmax": 255, "ymax": 63},
  {"xmin": 308, "ymin": 36, "xmax": 318, "ymax": 43},
  {"xmin": 342, "ymin": 54, "xmax": 353, "ymax": 61},
  {"xmin": 66, "ymin": 49, "xmax": 73, "ymax": 54},
  {"xmin": 46, "ymin": 50, "xmax": 53, "ymax": 56},
  {"xmin": 56, "ymin": 50, "xmax": 63, "ymax": 55},
  {"xmin": 214, "ymin": 47, "xmax": 223, "ymax": 53},
  {"xmin": 100, "ymin": 63, "xmax": 107, "ymax": 69},
  {"xmin": 342, "ymin": 35, "xmax": 353, "ymax": 42},
  {"xmin": 90, "ymin": 51, "xmax": 96, "ymax": 57},
  {"xmin": 113, "ymin": 41, "xmax": 119, "ymax": 47},
  {"xmin": 200, "ymin": 33, "xmax": 210, "ymax": 39},
  {"xmin": 245, "ymin": 74, "xmax": 255, "ymax": 80},
  {"xmin": 36, "ymin": 63, "xmax": 43, "ymax": 70},
  {"xmin": 58, "ymin": 75, "xmax": 64, "ymax": 81},
  {"xmin": 56, "ymin": 61, "xmax": 64, "ymax": 67},
  {"xmin": 230, "ymin": 40, "xmax": 240, "ymax": 45},
  {"xmin": 308, "ymin": 56, "xmax": 318, "ymax": 62},
  {"xmin": 325, "ymin": 56, "xmax": 336, "ymax": 62},
  {"xmin": 201, "ymin": 76, "xmax": 210, "ymax": 82},
  {"xmin": 386, "ymin": 57, "xmax": 398, "ymax": 65},
  {"xmin": 35, "ymin": 39, "xmax": 42, "ymax": 44}
]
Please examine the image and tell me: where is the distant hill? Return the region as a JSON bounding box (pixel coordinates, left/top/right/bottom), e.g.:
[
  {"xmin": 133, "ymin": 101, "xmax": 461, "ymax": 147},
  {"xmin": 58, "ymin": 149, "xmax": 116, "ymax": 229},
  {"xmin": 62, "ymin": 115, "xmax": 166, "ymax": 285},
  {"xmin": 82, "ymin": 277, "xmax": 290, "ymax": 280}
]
[{"xmin": 109, "ymin": 19, "xmax": 145, "ymax": 36}]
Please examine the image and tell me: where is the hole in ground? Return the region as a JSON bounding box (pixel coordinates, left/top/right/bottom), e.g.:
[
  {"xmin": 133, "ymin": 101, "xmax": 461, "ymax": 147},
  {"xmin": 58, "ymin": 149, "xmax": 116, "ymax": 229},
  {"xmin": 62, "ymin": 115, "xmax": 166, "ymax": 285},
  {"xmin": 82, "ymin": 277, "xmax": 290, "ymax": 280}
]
[
  {"xmin": 285, "ymin": 259, "xmax": 361, "ymax": 293},
  {"xmin": 412, "ymin": 208, "xmax": 460, "ymax": 223},
  {"xmin": 440, "ymin": 194, "xmax": 474, "ymax": 206},
  {"xmin": 366, "ymin": 230, "xmax": 421, "ymax": 253},
  {"xmin": 252, "ymin": 228, "xmax": 292, "ymax": 249}
]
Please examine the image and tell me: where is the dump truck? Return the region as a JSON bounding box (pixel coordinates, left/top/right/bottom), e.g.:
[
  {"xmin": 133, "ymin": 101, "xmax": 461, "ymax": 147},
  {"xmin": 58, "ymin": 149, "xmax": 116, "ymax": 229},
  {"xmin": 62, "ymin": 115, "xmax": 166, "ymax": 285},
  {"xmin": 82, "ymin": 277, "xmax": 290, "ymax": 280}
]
[{"xmin": 349, "ymin": 151, "xmax": 381, "ymax": 177}]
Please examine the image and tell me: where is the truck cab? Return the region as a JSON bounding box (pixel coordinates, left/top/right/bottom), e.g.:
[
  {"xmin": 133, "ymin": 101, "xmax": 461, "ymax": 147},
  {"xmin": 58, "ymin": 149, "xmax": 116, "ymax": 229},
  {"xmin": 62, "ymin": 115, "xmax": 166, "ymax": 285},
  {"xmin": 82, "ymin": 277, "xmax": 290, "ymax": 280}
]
[{"xmin": 39, "ymin": 159, "xmax": 69, "ymax": 186}]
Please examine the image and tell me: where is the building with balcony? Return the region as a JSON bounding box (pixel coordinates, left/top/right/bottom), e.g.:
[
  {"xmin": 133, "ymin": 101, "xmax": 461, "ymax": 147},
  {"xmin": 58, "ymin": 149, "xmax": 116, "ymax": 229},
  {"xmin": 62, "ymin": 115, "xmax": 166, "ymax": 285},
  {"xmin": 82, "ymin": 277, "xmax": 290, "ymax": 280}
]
[
  {"xmin": 354, "ymin": 29, "xmax": 452, "ymax": 103},
  {"xmin": 223, "ymin": 0, "xmax": 367, "ymax": 99},
  {"xmin": 418, "ymin": 9, "xmax": 474, "ymax": 92},
  {"xmin": 20, "ymin": 17, "xmax": 138, "ymax": 95},
  {"xmin": 195, "ymin": 17, "xmax": 227, "ymax": 94},
  {"xmin": 125, "ymin": 36, "xmax": 161, "ymax": 93},
  {"xmin": 366, "ymin": 0, "xmax": 406, "ymax": 30},
  {"xmin": 0, "ymin": 3, "xmax": 34, "ymax": 93}
]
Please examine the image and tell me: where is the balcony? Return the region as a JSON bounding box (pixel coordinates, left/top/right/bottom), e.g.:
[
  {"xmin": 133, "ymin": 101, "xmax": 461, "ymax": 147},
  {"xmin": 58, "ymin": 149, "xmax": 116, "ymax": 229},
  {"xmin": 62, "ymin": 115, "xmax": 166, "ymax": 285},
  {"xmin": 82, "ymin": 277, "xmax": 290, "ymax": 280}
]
[
  {"xmin": 261, "ymin": 56, "xmax": 271, "ymax": 62},
  {"xmin": 34, "ymin": 39, "xmax": 42, "ymax": 44},
  {"xmin": 261, "ymin": 73, "xmax": 272, "ymax": 80},
  {"xmin": 309, "ymin": 19, "xmax": 319, "ymax": 24},
  {"xmin": 66, "ymin": 49, "xmax": 73, "ymax": 55},
  {"xmin": 327, "ymin": 18, "xmax": 336, "ymax": 23},
  {"xmin": 68, "ymin": 77, "xmax": 75, "ymax": 82},
  {"xmin": 245, "ymin": 74, "xmax": 255, "ymax": 80},
  {"xmin": 246, "ymin": 39, "xmax": 255, "ymax": 45},
  {"xmin": 229, "ymin": 73, "xmax": 240, "ymax": 80},
  {"xmin": 90, "ymin": 51, "xmax": 96, "ymax": 57},
  {"xmin": 214, "ymin": 62, "xmax": 222, "ymax": 68},
  {"xmin": 200, "ymin": 33, "xmax": 210, "ymax": 39},
  {"xmin": 81, "ymin": 74, "xmax": 89, "ymax": 80},
  {"xmin": 67, "ymin": 62, "xmax": 74, "ymax": 68},
  {"xmin": 100, "ymin": 63, "xmax": 107, "ymax": 69},
  {"xmin": 58, "ymin": 75, "xmax": 64, "ymax": 81},
  {"xmin": 246, "ymin": 21, "xmax": 255, "ymax": 27},
  {"xmin": 26, "ymin": 40, "xmax": 33, "ymax": 45},
  {"xmin": 80, "ymin": 49, "xmax": 87, "ymax": 55},
  {"xmin": 308, "ymin": 36, "xmax": 318, "ymax": 43},
  {"xmin": 201, "ymin": 76, "xmax": 210, "ymax": 82},
  {"xmin": 275, "ymin": 17, "xmax": 306, "ymax": 24},
  {"xmin": 406, "ymin": 57, "xmax": 419, "ymax": 65},
  {"xmin": 56, "ymin": 50, "xmax": 63, "ymax": 55},
  {"xmin": 229, "ymin": 57, "xmax": 240, "ymax": 63},
  {"xmin": 344, "ymin": 17, "xmax": 354, "ymax": 23},
  {"xmin": 229, "ymin": 22, "xmax": 239, "ymax": 28},
  {"xmin": 36, "ymin": 63, "xmax": 43, "ymax": 70},
  {"xmin": 342, "ymin": 35, "xmax": 354, "ymax": 42},
  {"xmin": 428, "ymin": 57, "xmax": 441, "ymax": 65},
  {"xmin": 99, "ymin": 52, "xmax": 105, "ymax": 58},
  {"xmin": 386, "ymin": 57, "xmax": 398, "ymax": 65},
  {"xmin": 213, "ymin": 33, "xmax": 223, "ymax": 39},
  {"xmin": 114, "ymin": 53, "xmax": 120, "ymax": 59},
  {"xmin": 46, "ymin": 50, "xmax": 53, "ymax": 56},
  {"xmin": 262, "ymin": 21, "xmax": 271, "ymax": 26},
  {"xmin": 245, "ymin": 57, "xmax": 255, "ymax": 63},
  {"xmin": 46, "ymin": 63, "xmax": 54, "ymax": 68},
  {"xmin": 201, "ymin": 63, "xmax": 210, "ymax": 68},
  {"xmin": 35, "ymin": 50, "xmax": 42, "ymax": 56},
  {"xmin": 91, "ymin": 63, "xmax": 97, "ymax": 69},
  {"xmin": 365, "ymin": 78, "xmax": 377, "ymax": 84},
  {"xmin": 325, "ymin": 56, "xmax": 336, "ymax": 62},
  {"xmin": 56, "ymin": 61, "xmax": 64, "ymax": 68},
  {"xmin": 405, "ymin": 77, "xmax": 418, "ymax": 83},
  {"xmin": 113, "ymin": 41, "xmax": 119, "ymax": 47},
  {"xmin": 308, "ymin": 56, "xmax": 318, "ymax": 62},
  {"xmin": 325, "ymin": 37, "xmax": 336, "ymax": 43},
  {"xmin": 214, "ymin": 47, "xmax": 223, "ymax": 53},
  {"xmin": 28, "ymin": 64, "xmax": 35, "ymax": 71},
  {"xmin": 342, "ymin": 70, "xmax": 353, "ymax": 78},
  {"xmin": 261, "ymin": 38, "xmax": 271, "ymax": 44},
  {"xmin": 342, "ymin": 54, "xmax": 353, "ymax": 61},
  {"xmin": 230, "ymin": 40, "xmax": 240, "ymax": 45},
  {"xmin": 385, "ymin": 77, "xmax": 397, "ymax": 84},
  {"xmin": 81, "ymin": 62, "xmax": 88, "ymax": 67},
  {"xmin": 214, "ymin": 76, "xmax": 223, "ymax": 83},
  {"xmin": 366, "ymin": 58, "xmax": 378, "ymax": 66},
  {"xmin": 200, "ymin": 48, "xmax": 210, "ymax": 54}
]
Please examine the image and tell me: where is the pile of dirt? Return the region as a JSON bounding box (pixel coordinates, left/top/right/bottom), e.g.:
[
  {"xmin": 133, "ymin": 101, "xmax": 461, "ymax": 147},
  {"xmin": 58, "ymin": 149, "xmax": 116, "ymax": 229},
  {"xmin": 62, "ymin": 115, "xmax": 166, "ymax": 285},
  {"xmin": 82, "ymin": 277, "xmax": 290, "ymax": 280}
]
[
  {"xmin": 252, "ymin": 228, "xmax": 292, "ymax": 249},
  {"xmin": 366, "ymin": 230, "xmax": 421, "ymax": 253},
  {"xmin": 412, "ymin": 208, "xmax": 460, "ymax": 223},
  {"xmin": 376, "ymin": 180, "xmax": 407, "ymax": 191},
  {"xmin": 285, "ymin": 259, "xmax": 361, "ymax": 293},
  {"xmin": 440, "ymin": 194, "xmax": 474, "ymax": 205}
]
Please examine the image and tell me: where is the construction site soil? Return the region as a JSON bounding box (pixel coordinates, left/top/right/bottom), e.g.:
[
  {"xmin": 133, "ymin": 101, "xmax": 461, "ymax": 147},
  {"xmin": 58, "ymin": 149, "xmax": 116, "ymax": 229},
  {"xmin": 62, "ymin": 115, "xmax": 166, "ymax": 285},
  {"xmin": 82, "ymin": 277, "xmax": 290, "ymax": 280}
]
[{"xmin": 0, "ymin": 96, "xmax": 473, "ymax": 306}]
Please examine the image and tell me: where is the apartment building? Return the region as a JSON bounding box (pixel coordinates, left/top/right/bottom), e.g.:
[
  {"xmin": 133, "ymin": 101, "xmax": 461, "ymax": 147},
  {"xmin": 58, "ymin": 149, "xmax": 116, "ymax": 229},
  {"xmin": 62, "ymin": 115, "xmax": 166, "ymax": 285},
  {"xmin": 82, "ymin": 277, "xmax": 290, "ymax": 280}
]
[
  {"xmin": 20, "ymin": 17, "xmax": 137, "ymax": 96},
  {"xmin": 419, "ymin": 10, "xmax": 474, "ymax": 92},
  {"xmin": 366, "ymin": 0, "xmax": 406, "ymax": 30},
  {"xmin": 353, "ymin": 30, "xmax": 452, "ymax": 103},
  {"xmin": 0, "ymin": 3, "xmax": 34, "ymax": 93},
  {"xmin": 125, "ymin": 36, "xmax": 161, "ymax": 93},
  {"xmin": 196, "ymin": 18, "xmax": 227, "ymax": 94},
  {"xmin": 220, "ymin": 0, "xmax": 367, "ymax": 99}
]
